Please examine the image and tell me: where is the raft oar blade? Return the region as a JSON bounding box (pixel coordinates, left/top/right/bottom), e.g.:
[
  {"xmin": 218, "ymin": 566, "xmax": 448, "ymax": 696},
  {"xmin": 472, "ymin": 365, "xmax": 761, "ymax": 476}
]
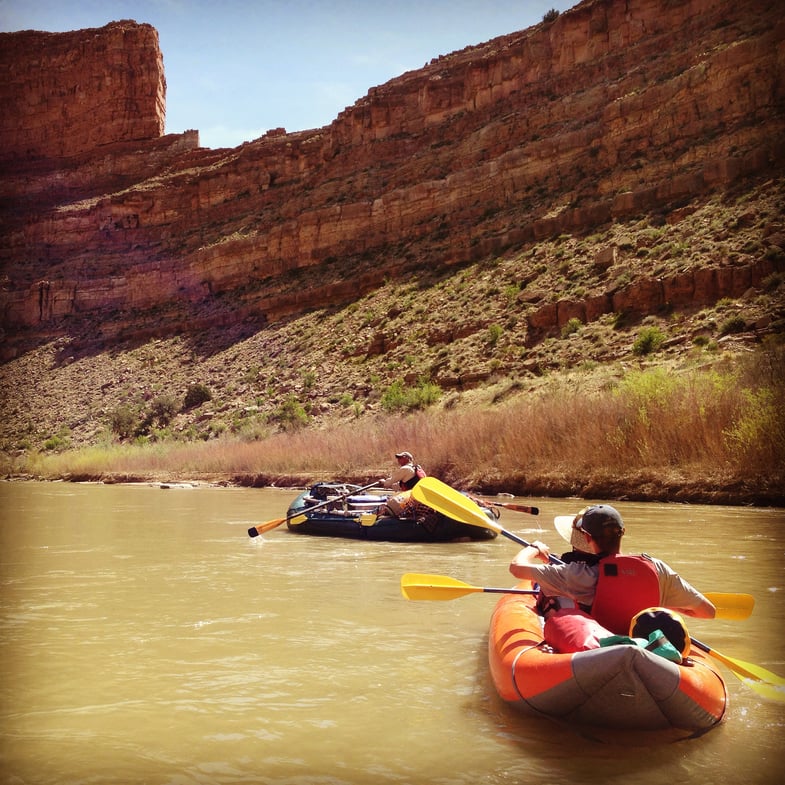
[
  {"xmin": 503, "ymin": 502, "xmax": 540, "ymax": 515},
  {"xmin": 481, "ymin": 500, "xmax": 540, "ymax": 515},
  {"xmin": 248, "ymin": 518, "xmax": 286, "ymax": 537}
]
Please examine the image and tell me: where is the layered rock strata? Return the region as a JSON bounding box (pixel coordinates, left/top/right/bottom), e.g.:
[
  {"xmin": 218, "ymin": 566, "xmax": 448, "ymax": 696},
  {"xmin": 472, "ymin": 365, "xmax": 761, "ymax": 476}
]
[{"xmin": 0, "ymin": 0, "xmax": 783, "ymax": 356}]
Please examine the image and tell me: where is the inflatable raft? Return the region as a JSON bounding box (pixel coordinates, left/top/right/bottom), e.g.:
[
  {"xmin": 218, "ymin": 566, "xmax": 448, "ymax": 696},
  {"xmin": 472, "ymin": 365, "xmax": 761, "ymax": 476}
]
[
  {"xmin": 488, "ymin": 579, "xmax": 727, "ymax": 741},
  {"xmin": 285, "ymin": 482, "xmax": 498, "ymax": 542}
]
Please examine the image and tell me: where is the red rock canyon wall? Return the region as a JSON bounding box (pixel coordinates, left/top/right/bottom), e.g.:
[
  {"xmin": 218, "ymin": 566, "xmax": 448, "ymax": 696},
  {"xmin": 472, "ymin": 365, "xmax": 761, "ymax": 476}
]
[{"xmin": 0, "ymin": 0, "xmax": 783, "ymax": 351}]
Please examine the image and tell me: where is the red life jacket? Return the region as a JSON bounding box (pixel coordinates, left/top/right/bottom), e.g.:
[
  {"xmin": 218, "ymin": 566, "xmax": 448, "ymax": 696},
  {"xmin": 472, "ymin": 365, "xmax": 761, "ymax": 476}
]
[
  {"xmin": 401, "ymin": 464, "xmax": 427, "ymax": 490},
  {"xmin": 590, "ymin": 554, "xmax": 660, "ymax": 635}
]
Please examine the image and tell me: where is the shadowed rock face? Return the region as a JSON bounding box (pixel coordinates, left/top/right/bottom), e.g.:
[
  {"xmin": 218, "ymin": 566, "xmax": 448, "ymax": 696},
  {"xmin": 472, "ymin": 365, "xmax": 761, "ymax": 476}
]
[{"xmin": 0, "ymin": 1, "xmax": 783, "ymax": 354}]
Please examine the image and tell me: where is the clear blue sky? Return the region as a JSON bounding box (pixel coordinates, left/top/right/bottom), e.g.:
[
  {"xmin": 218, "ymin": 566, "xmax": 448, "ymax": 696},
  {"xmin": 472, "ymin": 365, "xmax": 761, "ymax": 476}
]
[{"xmin": 1, "ymin": 0, "xmax": 575, "ymax": 150}]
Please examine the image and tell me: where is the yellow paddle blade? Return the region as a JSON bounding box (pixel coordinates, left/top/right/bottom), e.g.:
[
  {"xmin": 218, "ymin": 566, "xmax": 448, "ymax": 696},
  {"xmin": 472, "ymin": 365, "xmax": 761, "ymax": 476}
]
[
  {"xmin": 412, "ymin": 477, "xmax": 500, "ymax": 531},
  {"xmin": 708, "ymin": 650, "xmax": 785, "ymax": 687},
  {"xmin": 400, "ymin": 573, "xmax": 481, "ymax": 601},
  {"xmin": 704, "ymin": 592, "xmax": 755, "ymax": 621},
  {"xmin": 740, "ymin": 678, "xmax": 785, "ymax": 702},
  {"xmin": 691, "ymin": 637, "xmax": 785, "ymax": 702},
  {"xmin": 400, "ymin": 573, "xmax": 540, "ymax": 602}
]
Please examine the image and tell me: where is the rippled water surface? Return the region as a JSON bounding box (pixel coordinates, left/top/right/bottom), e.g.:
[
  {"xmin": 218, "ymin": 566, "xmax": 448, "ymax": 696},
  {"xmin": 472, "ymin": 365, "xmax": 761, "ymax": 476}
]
[{"xmin": 1, "ymin": 481, "xmax": 783, "ymax": 784}]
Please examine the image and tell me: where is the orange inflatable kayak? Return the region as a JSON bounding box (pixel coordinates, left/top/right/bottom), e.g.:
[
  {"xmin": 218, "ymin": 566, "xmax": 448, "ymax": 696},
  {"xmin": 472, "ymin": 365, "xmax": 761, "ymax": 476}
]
[{"xmin": 488, "ymin": 580, "xmax": 727, "ymax": 741}]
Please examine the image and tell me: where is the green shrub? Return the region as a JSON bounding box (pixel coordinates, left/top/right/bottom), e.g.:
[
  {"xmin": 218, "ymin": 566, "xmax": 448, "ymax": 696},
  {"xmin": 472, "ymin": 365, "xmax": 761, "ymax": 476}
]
[
  {"xmin": 719, "ymin": 315, "xmax": 747, "ymax": 335},
  {"xmin": 110, "ymin": 404, "xmax": 138, "ymax": 439},
  {"xmin": 273, "ymin": 395, "xmax": 310, "ymax": 431},
  {"xmin": 43, "ymin": 434, "xmax": 68, "ymax": 451},
  {"xmin": 616, "ymin": 367, "xmax": 678, "ymax": 406},
  {"xmin": 724, "ymin": 387, "xmax": 784, "ymax": 468},
  {"xmin": 487, "ymin": 324, "xmax": 503, "ymax": 346},
  {"xmin": 504, "ymin": 283, "xmax": 521, "ymax": 301},
  {"xmin": 380, "ymin": 380, "xmax": 408, "ymax": 412},
  {"xmin": 236, "ymin": 419, "xmax": 270, "ymax": 442},
  {"xmin": 632, "ymin": 326, "xmax": 666, "ymax": 356},
  {"xmin": 149, "ymin": 394, "xmax": 179, "ymax": 427},
  {"xmin": 381, "ymin": 378, "xmax": 442, "ymax": 412},
  {"xmin": 611, "ymin": 311, "xmax": 627, "ymax": 330},
  {"xmin": 301, "ymin": 370, "xmax": 316, "ymax": 391},
  {"xmin": 184, "ymin": 383, "xmax": 212, "ymax": 409},
  {"xmin": 561, "ymin": 317, "xmax": 583, "ymax": 338},
  {"xmin": 415, "ymin": 380, "xmax": 442, "ymax": 407}
]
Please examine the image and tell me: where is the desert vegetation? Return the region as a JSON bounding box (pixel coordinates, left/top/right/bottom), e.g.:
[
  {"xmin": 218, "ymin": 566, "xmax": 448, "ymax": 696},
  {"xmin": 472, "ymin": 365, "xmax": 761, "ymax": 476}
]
[{"xmin": 6, "ymin": 340, "xmax": 782, "ymax": 504}]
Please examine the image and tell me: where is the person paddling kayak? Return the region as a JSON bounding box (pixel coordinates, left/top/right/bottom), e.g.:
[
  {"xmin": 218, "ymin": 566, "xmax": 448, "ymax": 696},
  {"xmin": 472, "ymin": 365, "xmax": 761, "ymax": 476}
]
[{"xmin": 509, "ymin": 505, "xmax": 715, "ymax": 645}]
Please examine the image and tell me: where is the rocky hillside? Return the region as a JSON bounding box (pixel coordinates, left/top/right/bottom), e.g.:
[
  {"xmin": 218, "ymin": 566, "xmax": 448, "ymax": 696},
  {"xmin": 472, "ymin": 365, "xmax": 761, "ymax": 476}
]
[
  {"xmin": 1, "ymin": 176, "xmax": 782, "ymax": 460},
  {"xmin": 0, "ymin": 0, "xmax": 783, "ymax": 466}
]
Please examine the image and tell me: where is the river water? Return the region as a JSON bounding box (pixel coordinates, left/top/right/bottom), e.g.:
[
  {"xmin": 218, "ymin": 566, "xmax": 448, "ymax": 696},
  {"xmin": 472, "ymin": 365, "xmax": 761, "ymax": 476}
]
[{"xmin": 0, "ymin": 481, "xmax": 783, "ymax": 785}]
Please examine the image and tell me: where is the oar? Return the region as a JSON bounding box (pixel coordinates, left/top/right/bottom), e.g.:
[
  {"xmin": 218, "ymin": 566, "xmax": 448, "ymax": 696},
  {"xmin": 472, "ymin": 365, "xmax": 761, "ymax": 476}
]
[
  {"xmin": 250, "ymin": 517, "xmax": 291, "ymax": 536},
  {"xmin": 401, "ymin": 573, "xmax": 538, "ymax": 601},
  {"xmin": 690, "ymin": 637, "xmax": 785, "ymax": 702},
  {"xmin": 247, "ymin": 481, "xmax": 381, "ymax": 537},
  {"xmin": 411, "ymin": 477, "xmax": 563, "ymax": 563},
  {"xmin": 476, "ymin": 498, "xmax": 539, "ymax": 515}
]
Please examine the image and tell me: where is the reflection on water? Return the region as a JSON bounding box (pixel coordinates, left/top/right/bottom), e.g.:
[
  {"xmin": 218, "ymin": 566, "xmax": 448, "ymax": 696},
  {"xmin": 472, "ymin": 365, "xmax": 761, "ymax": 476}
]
[{"xmin": 1, "ymin": 482, "xmax": 783, "ymax": 784}]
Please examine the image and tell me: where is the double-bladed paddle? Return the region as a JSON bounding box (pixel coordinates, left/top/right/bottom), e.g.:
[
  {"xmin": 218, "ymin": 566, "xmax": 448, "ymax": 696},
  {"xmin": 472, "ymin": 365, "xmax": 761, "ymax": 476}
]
[
  {"xmin": 402, "ymin": 571, "xmax": 782, "ymax": 699},
  {"xmin": 400, "ymin": 573, "xmax": 753, "ymax": 620},
  {"xmin": 412, "ymin": 479, "xmax": 755, "ymax": 615},
  {"xmin": 247, "ymin": 480, "xmax": 381, "ymax": 537},
  {"xmin": 552, "ymin": 514, "xmax": 756, "ymax": 620}
]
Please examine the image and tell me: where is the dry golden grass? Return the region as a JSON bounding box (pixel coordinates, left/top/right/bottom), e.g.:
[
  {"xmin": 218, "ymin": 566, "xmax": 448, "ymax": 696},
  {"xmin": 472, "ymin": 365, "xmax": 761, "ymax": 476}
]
[{"xmin": 9, "ymin": 345, "xmax": 783, "ymax": 504}]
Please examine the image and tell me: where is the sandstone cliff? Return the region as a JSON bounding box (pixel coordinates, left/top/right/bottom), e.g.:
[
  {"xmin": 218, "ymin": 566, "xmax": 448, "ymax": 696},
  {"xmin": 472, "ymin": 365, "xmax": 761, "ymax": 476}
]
[
  {"xmin": 1, "ymin": 0, "xmax": 783, "ymax": 362},
  {"xmin": 0, "ymin": 20, "xmax": 165, "ymax": 161}
]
